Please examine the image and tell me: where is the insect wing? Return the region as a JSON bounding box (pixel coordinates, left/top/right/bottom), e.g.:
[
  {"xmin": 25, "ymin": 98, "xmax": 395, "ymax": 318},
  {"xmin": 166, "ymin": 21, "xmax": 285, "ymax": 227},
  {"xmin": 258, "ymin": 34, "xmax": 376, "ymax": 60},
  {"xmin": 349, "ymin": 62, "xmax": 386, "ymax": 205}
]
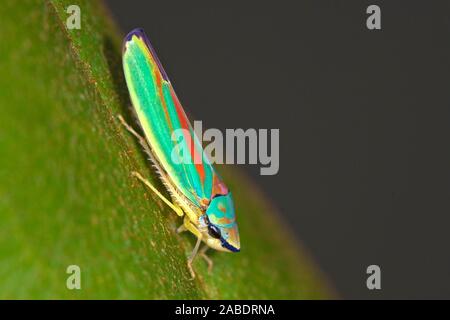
[{"xmin": 122, "ymin": 29, "xmax": 228, "ymax": 208}]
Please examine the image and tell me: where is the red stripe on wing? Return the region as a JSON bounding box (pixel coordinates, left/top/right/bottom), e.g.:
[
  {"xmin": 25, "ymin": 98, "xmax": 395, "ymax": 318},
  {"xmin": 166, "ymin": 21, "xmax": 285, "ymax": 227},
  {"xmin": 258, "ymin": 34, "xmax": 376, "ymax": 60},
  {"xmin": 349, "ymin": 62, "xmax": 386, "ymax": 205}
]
[{"xmin": 170, "ymin": 87, "xmax": 206, "ymax": 185}]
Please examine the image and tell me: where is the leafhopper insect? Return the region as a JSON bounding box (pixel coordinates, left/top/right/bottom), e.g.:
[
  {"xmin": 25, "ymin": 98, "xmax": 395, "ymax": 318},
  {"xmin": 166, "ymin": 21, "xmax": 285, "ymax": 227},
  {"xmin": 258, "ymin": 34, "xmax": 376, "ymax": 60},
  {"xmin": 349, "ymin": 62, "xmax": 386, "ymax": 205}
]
[{"xmin": 120, "ymin": 28, "xmax": 240, "ymax": 278}]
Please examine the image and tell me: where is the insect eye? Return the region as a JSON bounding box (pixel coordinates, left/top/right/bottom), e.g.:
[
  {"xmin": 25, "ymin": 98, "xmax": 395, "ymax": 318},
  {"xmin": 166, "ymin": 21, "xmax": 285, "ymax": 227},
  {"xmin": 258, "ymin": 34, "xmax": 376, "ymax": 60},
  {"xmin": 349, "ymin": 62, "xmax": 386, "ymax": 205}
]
[{"xmin": 208, "ymin": 224, "xmax": 221, "ymax": 239}]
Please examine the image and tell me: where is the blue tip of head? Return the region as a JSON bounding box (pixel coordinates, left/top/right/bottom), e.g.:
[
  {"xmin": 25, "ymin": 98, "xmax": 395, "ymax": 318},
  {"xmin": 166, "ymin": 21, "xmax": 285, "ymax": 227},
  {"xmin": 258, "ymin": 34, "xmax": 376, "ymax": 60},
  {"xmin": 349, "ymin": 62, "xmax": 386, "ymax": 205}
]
[{"xmin": 221, "ymin": 240, "xmax": 240, "ymax": 253}]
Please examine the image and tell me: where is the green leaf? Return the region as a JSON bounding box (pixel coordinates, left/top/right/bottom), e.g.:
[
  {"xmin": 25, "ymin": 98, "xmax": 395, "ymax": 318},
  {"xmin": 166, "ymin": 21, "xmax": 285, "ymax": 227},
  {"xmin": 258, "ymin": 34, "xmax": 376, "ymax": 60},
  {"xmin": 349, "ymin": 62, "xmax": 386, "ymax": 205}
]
[{"xmin": 0, "ymin": 0, "xmax": 333, "ymax": 299}]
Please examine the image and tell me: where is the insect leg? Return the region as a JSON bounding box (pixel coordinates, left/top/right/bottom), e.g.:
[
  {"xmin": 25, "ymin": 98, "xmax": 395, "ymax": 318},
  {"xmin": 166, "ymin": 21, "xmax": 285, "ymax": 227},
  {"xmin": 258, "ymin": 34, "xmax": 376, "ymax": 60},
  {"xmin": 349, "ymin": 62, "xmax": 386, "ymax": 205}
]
[
  {"xmin": 118, "ymin": 115, "xmax": 184, "ymax": 217},
  {"xmin": 177, "ymin": 224, "xmax": 187, "ymax": 233},
  {"xmin": 117, "ymin": 115, "xmax": 152, "ymax": 155},
  {"xmin": 199, "ymin": 245, "xmax": 213, "ymax": 274},
  {"xmin": 131, "ymin": 171, "xmax": 184, "ymax": 217},
  {"xmin": 183, "ymin": 216, "xmax": 203, "ymax": 279}
]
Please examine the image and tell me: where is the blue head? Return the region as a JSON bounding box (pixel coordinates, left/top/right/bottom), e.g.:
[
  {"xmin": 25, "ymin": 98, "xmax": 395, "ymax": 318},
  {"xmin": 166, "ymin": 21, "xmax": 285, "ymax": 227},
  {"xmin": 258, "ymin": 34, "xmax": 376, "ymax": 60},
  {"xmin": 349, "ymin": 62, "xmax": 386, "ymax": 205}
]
[{"xmin": 201, "ymin": 193, "xmax": 240, "ymax": 252}]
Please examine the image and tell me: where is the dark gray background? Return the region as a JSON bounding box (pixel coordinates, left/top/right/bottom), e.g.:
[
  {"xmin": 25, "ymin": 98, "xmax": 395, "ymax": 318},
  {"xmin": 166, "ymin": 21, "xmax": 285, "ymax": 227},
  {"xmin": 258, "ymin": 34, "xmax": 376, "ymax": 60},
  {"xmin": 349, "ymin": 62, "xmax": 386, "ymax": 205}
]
[{"xmin": 105, "ymin": 0, "xmax": 450, "ymax": 299}]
